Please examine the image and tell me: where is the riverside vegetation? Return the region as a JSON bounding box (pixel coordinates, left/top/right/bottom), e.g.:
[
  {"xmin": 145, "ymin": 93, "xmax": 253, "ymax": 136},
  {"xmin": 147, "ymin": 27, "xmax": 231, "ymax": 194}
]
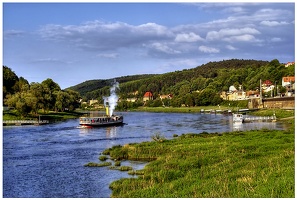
[
  {"xmin": 4, "ymin": 59, "xmax": 294, "ymax": 116},
  {"xmin": 91, "ymin": 109, "xmax": 294, "ymax": 198}
]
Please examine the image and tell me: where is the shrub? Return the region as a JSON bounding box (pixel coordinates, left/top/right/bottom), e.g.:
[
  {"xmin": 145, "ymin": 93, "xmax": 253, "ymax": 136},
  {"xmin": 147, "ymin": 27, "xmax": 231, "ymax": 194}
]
[
  {"xmin": 115, "ymin": 161, "xmax": 121, "ymax": 166},
  {"xmin": 99, "ymin": 155, "xmax": 108, "ymax": 161},
  {"xmin": 84, "ymin": 162, "xmax": 112, "ymax": 167},
  {"xmin": 119, "ymin": 166, "xmax": 133, "ymax": 171}
]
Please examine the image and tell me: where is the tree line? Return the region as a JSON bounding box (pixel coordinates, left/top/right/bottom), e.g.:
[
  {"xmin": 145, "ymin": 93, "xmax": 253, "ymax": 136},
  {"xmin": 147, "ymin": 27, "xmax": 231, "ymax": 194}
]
[
  {"xmin": 3, "ymin": 59, "xmax": 295, "ymax": 114},
  {"xmin": 3, "ymin": 66, "xmax": 80, "ymax": 117},
  {"xmin": 76, "ymin": 59, "xmax": 294, "ymax": 109}
]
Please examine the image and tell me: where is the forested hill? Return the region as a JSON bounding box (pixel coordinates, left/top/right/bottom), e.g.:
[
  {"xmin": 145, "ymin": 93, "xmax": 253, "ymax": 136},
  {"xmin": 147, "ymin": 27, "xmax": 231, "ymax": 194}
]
[
  {"xmin": 73, "ymin": 59, "xmax": 277, "ymax": 99},
  {"xmin": 4, "ymin": 59, "xmax": 294, "ymax": 113},
  {"xmin": 67, "ymin": 74, "xmax": 157, "ymax": 97}
]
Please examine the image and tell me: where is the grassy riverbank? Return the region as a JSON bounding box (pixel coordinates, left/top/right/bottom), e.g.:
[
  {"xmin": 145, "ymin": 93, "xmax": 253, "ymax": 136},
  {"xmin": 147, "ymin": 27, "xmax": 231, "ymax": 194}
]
[
  {"xmin": 102, "ymin": 110, "xmax": 295, "ymax": 198},
  {"xmin": 3, "ymin": 110, "xmax": 83, "ymax": 121}
]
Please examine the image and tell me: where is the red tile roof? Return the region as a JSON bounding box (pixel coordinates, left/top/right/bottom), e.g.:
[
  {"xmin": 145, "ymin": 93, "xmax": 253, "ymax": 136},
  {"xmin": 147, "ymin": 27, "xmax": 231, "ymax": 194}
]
[{"xmin": 144, "ymin": 91, "xmax": 153, "ymax": 97}]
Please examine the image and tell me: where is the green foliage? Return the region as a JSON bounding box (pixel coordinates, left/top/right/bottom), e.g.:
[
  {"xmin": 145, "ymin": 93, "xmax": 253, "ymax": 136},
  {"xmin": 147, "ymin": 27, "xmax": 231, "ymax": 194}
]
[
  {"xmin": 4, "ymin": 58, "xmax": 294, "ymax": 112},
  {"xmin": 68, "ymin": 59, "xmax": 293, "ymax": 110},
  {"xmin": 67, "ymin": 74, "xmax": 157, "ymax": 97},
  {"xmin": 128, "ymin": 170, "xmax": 145, "ymax": 175},
  {"xmin": 3, "ymin": 66, "xmax": 20, "ymax": 98},
  {"xmin": 99, "ymin": 155, "xmax": 108, "ymax": 161},
  {"xmin": 84, "ymin": 162, "xmax": 112, "ymax": 167},
  {"xmin": 4, "ymin": 71, "xmax": 80, "ymax": 116},
  {"xmin": 119, "ymin": 166, "xmax": 133, "ymax": 171},
  {"xmin": 102, "ymin": 145, "xmax": 129, "ymax": 160},
  {"xmin": 107, "ymin": 127, "xmax": 295, "ymax": 198},
  {"xmin": 114, "ymin": 161, "xmax": 121, "ymax": 166}
]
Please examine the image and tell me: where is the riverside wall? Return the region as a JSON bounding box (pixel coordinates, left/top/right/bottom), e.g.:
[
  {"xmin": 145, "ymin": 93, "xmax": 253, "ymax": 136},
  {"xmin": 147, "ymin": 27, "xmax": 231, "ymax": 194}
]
[{"xmin": 248, "ymin": 97, "xmax": 295, "ymax": 109}]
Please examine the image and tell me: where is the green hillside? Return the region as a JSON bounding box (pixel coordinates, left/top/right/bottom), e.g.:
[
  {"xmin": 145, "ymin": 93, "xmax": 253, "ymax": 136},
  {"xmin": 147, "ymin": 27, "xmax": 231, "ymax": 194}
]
[
  {"xmin": 5, "ymin": 59, "xmax": 294, "ymax": 113},
  {"xmin": 67, "ymin": 74, "xmax": 157, "ymax": 97},
  {"xmin": 72, "ymin": 59, "xmax": 294, "ymax": 109}
]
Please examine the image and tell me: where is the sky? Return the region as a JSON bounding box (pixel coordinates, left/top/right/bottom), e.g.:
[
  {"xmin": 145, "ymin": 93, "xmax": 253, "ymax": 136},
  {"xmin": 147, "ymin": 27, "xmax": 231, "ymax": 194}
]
[{"xmin": 2, "ymin": 2, "xmax": 295, "ymax": 89}]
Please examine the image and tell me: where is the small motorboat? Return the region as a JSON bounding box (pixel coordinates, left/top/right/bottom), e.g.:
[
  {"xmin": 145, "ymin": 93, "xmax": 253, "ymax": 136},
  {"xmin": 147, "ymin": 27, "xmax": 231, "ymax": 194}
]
[{"xmin": 233, "ymin": 113, "xmax": 244, "ymax": 123}]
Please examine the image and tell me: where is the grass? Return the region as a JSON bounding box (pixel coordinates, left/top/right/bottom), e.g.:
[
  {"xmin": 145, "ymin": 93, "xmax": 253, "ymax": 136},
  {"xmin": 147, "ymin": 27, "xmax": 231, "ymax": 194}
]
[
  {"xmin": 84, "ymin": 162, "xmax": 112, "ymax": 167},
  {"xmin": 2, "ymin": 110, "xmax": 20, "ymax": 120},
  {"xmin": 107, "ymin": 130, "xmax": 294, "ymax": 197},
  {"xmin": 103, "ymin": 110, "xmax": 295, "ymax": 198},
  {"xmin": 251, "ymin": 108, "xmax": 294, "ymax": 119},
  {"xmin": 3, "ymin": 110, "xmax": 83, "ymax": 121}
]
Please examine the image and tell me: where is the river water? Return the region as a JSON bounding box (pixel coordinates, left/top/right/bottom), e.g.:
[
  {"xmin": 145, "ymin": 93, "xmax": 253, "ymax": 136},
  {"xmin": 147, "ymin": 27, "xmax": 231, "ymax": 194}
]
[{"xmin": 3, "ymin": 112, "xmax": 287, "ymax": 198}]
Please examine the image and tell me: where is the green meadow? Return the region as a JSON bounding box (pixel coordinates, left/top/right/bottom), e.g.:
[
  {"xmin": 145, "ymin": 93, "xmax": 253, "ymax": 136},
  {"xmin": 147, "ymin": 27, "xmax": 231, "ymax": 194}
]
[{"xmin": 100, "ymin": 110, "xmax": 295, "ymax": 198}]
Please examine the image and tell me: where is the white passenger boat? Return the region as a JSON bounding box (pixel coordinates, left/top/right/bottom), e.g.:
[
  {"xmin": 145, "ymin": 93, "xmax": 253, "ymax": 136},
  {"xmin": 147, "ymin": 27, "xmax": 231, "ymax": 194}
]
[{"xmin": 79, "ymin": 106, "xmax": 123, "ymax": 127}]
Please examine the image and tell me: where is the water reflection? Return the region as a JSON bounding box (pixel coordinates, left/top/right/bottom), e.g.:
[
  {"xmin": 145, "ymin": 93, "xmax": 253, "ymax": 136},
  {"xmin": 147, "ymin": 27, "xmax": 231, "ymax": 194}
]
[
  {"xmin": 230, "ymin": 116, "xmax": 280, "ymax": 132},
  {"xmin": 105, "ymin": 126, "xmax": 117, "ymax": 138},
  {"xmin": 232, "ymin": 122, "xmax": 243, "ymax": 131},
  {"xmin": 78, "ymin": 127, "xmax": 91, "ymax": 135}
]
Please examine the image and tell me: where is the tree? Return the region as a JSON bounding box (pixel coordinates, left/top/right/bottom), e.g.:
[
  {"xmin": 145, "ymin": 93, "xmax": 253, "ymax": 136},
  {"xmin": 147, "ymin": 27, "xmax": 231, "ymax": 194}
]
[
  {"xmin": 196, "ymin": 89, "xmax": 221, "ymax": 106},
  {"xmin": 29, "ymin": 82, "xmax": 45, "ymax": 111},
  {"xmin": 3, "ymin": 66, "xmax": 19, "ymax": 99},
  {"xmin": 5, "ymin": 92, "xmax": 32, "ymax": 117},
  {"xmin": 171, "ymin": 96, "xmax": 181, "ymax": 107},
  {"xmin": 179, "ymin": 83, "xmax": 191, "ymax": 97},
  {"xmin": 184, "ymin": 94, "xmax": 194, "ymax": 107},
  {"xmin": 41, "ymin": 79, "xmax": 61, "ymax": 111},
  {"xmin": 55, "ymin": 91, "xmax": 70, "ymax": 112},
  {"xmin": 65, "ymin": 89, "xmax": 80, "ymax": 111},
  {"xmin": 17, "ymin": 77, "xmax": 30, "ymax": 92}
]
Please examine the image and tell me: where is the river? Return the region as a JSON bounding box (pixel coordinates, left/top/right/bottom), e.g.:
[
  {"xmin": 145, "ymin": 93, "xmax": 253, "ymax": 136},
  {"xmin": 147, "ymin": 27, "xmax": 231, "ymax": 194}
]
[{"xmin": 3, "ymin": 112, "xmax": 287, "ymax": 198}]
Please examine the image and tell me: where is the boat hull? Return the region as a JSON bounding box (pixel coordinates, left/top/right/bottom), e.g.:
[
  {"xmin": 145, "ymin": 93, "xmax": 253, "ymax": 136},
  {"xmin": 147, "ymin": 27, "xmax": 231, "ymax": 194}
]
[{"xmin": 79, "ymin": 115, "xmax": 123, "ymax": 127}]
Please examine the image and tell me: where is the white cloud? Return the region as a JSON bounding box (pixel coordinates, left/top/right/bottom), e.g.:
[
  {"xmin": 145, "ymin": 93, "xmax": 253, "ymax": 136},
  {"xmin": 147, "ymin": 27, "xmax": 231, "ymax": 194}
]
[
  {"xmin": 254, "ymin": 8, "xmax": 290, "ymax": 21},
  {"xmin": 148, "ymin": 42, "xmax": 181, "ymax": 54},
  {"xmin": 137, "ymin": 22, "xmax": 169, "ymax": 36},
  {"xmin": 270, "ymin": 37, "xmax": 282, "ymax": 42},
  {"xmin": 38, "ymin": 21, "xmax": 173, "ymax": 51},
  {"xmin": 260, "ymin": 20, "xmax": 290, "ymax": 26},
  {"xmin": 226, "ymin": 45, "xmax": 237, "ymax": 50},
  {"xmin": 31, "ymin": 58, "xmax": 69, "ymax": 64},
  {"xmin": 222, "ymin": 6, "xmax": 246, "ymax": 14},
  {"xmin": 174, "ymin": 32, "xmax": 204, "ymax": 42},
  {"xmin": 199, "ymin": 45, "xmax": 220, "ymax": 53},
  {"xmin": 34, "ymin": 4, "xmax": 293, "ymax": 62},
  {"xmin": 206, "ymin": 27, "xmax": 260, "ymax": 41},
  {"xmin": 223, "ymin": 34, "xmax": 257, "ymax": 42},
  {"xmin": 96, "ymin": 53, "xmax": 119, "ymax": 58},
  {"xmin": 4, "ymin": 29, "xmax": 25, "ymax": 38}
]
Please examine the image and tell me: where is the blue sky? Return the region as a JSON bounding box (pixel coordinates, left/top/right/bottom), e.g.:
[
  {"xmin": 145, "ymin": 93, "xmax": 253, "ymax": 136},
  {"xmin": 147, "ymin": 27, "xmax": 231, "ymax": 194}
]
[{"xmin": 3, "ymin": 2, "xmax": 295, "ymax": 89}]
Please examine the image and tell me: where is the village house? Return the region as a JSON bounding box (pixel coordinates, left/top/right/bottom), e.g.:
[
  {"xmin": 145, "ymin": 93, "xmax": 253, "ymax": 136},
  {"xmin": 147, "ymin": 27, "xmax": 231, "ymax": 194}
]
[
  {"xmin": 159, "ymin": 94, "xmax": 173, "ymax": 99},
  {"xmin": 126, "ymin": 97, "xmax": 137, "ymax": 102},
  {"xmin": 262, "ymin": 80, "xmax": 275, "ymax": 93},
  {"xmin": 282, "ymin": 76, "xmax": 295, "ymax": 87},
  {"xmin": 89, "ymin": 99, "xmax": 98, "ymax": 105},
  {"xmin": 143, "ymin": 91, "xmax": 153, "ymax": 102},
  {"xmin": 282, "ymin": 76, "xmax": 295, "ymax": 97},
  {"xmin": 285, "ymin": 62, "xmax": 295, "ymax": 67},
  {"xmin": 220, "ymin": 85, "xmax": 246, "ymax": 101},
  {"xmin": 246, "ymin": 90, "xmax": 260, "ymax": 98}
]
